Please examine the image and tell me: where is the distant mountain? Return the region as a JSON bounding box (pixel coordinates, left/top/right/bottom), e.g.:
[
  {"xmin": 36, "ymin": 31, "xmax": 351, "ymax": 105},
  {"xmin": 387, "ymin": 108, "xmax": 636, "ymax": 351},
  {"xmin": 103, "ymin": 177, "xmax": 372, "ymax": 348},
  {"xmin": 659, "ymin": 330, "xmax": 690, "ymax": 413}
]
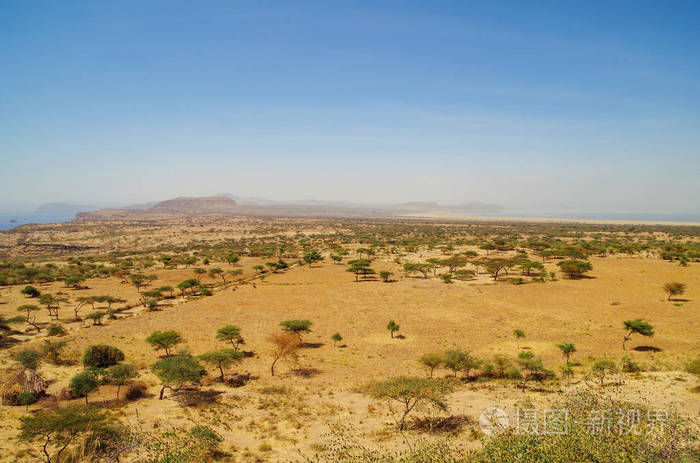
[
  {"xmin": 150, "ymin": 196, "xmax": 239, "ymax": 212},
  {"xmin": 73, "ymin": 194, "xmax": 502, "ymax": 222},
  {"xmin": 449, "ymin": 201, "xmax": 502, "ymax": 212}
]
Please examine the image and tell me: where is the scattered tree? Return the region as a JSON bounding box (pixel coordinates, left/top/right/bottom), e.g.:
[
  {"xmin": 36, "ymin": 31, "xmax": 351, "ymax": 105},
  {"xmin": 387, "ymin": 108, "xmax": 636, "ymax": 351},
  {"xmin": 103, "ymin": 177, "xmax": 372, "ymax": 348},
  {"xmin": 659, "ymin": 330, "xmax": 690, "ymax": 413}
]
[
  {"xmin": 146, "ymin": 330, "xmax": 183, "ymax": 357},
  {"xmin": 216, "ymin": 325, "xmax": 244, "ymax": 350},
  {"xmin": 663, "ymin": 282, "xmax": 686, "ymax": 301},
  {"xmin": 387, "ymin": 320, "xmax": 400, "ymax": 338},
  {"xmin": 19, "ymin": 405, "xmax": 109, "ymax": 463},
  {"xmin": 419, "ymin": 353, "xmax": 444, "ymax": 378},
  {"xmin": 622, "ymin": 319, "xmax": 654, "ymax": 350},
  {"xmin": 268, "ymin": 332, "xmax": 300, "ymax": 376},
  {"xmin": 331, "ymin": 332, "xmax": 343, "ymax": 347},
  {"xmin": 557, "ymin": 342, "xmax": 577, "ymax": 365},
  {"xmin": 152, "ymin": 356, "xmax": 206, "ymax": 400},
  {"xmin": 69, "ymin": 371, "xmax": 98, "ymax": 404},
  {"xmin": 370, "ymin": 377, "xmax": 454, "ymax": 431},
  {"xmin": 280, "ymin": 319, "xmax": 313, "ymax": 343},
  {"xmin": 105, "ymin": 364, "xmax": 137, "ymax": 399},
  {"xmin": 199, "ymin": 349, "xmax": 244, "ymax": 381}
]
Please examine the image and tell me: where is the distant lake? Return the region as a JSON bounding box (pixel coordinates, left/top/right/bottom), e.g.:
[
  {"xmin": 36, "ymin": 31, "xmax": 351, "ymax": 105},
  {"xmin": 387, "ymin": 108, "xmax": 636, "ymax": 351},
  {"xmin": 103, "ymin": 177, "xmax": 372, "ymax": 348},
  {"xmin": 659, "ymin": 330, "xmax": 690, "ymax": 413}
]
[
  {"xmin": 453, "ymin": 210, "xmax": 700, "ymax": 224},
  {"xmin": 0, "ymin": 214, "xmax": 75, "ymax": 231}
]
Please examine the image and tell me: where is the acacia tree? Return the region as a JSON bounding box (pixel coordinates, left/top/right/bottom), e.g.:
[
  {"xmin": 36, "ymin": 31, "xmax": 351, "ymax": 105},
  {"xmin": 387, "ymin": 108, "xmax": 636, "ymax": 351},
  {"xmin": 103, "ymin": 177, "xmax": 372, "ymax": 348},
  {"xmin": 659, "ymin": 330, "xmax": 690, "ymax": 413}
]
[
  {"xmin": 557, "ymin": 260, "xmax": 593, "ymax": 279},
  {"xmin": 370, "ymin": 377, "xmax": 454, "ymax": 432},
  {"xmin": 17, "ymin": 304, "xmax": 41, "ymax": 332},
  {"xmin": 105, "ymin": 364, "xmax": 137, "ymax": 399},
  {"xmin": 199, "ymin": 349, "xmax": 244, "ymax": 381},
  {"xmin": 208, "ymin": 268, "xmax": 226, "ymax": 283},
  {"xmin": 419, "ymin": 353, "xmax": 444, "ymax": 378},
  {"xmin": 226, "ymin": 252, "xmax": 240, "ymax": 266},
  {"xmin": 303, "ymin": 250, "xmax": 324, "ymax": 267},
  {"xmin": 346, "ymin": 259, "xmax": 375, "ymax": 282},
  {"xmin": 592, "ymin": 359, "xmax": 619, "ymax": 386},
  {"xmin": 19, "ymin": 405, "xmax": 109, "ymax": 463},
  {"xmin": 69, "ymin": 371, "xmax": 98, "ymax": 404},
  {"xmin": 663, "ymin": 282, "xmax": 686, "ymax": 301},
  {"xmin": 387, "ymin": 320, "xmax": 400, "ymax": 338},
  {"xmin": 216, "ymin": 325, "xmax": 244, "ymax": 350},
  {"xmin": 379, "ymin": 271, "xmax": 393, "ymax": 282},
  {"xmin": 622, "ymin": 319, "xmax": 654, "ymax": 350},
  {"xmin": 146, "ymin": 330, "xmax": 183, "ymax": 357},
  {"xmin": 331, "ymin": 332, "xmax": 343, "ymax": 347},
  {"xmin": 513, "ymin": 329, "xmax": 525, "ymax": 349},
  {"xmin": 557, "ymin": 342, "xmax": 577, "ymax": 365},
  {"xmin": 268, "ymin": 332, "xmax": 300, "ymax": 376},
  {"xmin": 280, "ymin": 319, "xmax": 312, "ymax": 343},
  {"xmin": 152, "ymin": 356, "xmax": 206, "ymax": 400}
]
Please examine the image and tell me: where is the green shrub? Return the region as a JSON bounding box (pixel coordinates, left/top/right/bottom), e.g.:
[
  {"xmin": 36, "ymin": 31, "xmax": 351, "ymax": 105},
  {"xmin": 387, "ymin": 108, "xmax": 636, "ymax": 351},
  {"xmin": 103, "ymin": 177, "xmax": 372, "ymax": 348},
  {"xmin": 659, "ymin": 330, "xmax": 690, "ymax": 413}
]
[{"xmin": 82, "ymin": 345, "xmax": 125, "ymax": 368}]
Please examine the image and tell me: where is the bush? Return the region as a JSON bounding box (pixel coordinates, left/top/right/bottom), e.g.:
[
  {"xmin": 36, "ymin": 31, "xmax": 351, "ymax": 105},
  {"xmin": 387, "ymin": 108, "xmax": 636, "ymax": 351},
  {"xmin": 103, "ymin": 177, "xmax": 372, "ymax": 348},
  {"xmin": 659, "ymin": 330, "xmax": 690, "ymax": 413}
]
[
  {"xmin": 82, "ymin": 345, "xmax": 125, "ymax": 368},
  {"xmin": 621, "ymin": 355, "xmax": 641, "ymax": 373},
  {"xmin": 47, "ymin": 324, "xmax": 66, "ymax": 336},
  {"xmin": 124, "ymin": 381, "xmax": 148, "ymax": 401},
  {"xmin": 15, "ymin": 349, "xmax": 41, "ymax": 370},
  {"xmin": 21, "ymin": 285, "xmax": 40, "ymax": 297}
]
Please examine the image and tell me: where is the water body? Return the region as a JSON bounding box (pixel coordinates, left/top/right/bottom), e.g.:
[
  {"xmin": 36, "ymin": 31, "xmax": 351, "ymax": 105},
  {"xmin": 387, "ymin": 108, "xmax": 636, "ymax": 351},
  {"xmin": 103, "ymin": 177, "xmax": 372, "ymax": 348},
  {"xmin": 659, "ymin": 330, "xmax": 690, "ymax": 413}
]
[
  {"xmin": 454, "ymin": 210, "xmax": 700, "ymax": 224},
  {"xmin": 0, "ymin": 214, "xmax": 76, "ymax": 231}
]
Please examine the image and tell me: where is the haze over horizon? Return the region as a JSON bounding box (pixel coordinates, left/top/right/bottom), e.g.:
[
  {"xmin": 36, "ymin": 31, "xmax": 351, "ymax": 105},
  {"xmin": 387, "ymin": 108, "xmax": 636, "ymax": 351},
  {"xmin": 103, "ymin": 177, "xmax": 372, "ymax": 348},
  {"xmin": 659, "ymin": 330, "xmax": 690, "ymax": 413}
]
[{"xmin": 2, "ymin": 1, "xmax": 699, "ymax": 215}]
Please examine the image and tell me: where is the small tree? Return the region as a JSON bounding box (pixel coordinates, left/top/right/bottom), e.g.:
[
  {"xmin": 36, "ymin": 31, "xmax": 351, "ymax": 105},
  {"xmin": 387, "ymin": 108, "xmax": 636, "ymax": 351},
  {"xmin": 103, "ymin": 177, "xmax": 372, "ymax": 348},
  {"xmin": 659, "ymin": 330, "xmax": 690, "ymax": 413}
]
[
  {"xmin": 379, "ymin": 271, "xmax": 393, "ymax": 282},
  {"xmin": 268, "ymin": 332, "xmax": 300, "ymax": 376},
  {"xmin": 663, "ymin": 282, "xmax": 686, "ymax": 301},
  {"xmin": 15, "ymin": 349, "xmax": 41, "ymax": 370},
  {"xmin": 331, "ymin": 332, "xmax": 343, "ymax": 347},
  {"xmin": 17, "ymin": 304, "xmax": 41, "ymax": 332},
  {"xmin": 557, "ymin": 260, "xmax": 593, "ymax": 279},
  {"xmin": 152, "ymin": 356, "xmax": 206, "ymax": 400},
  {"xmin": 105, "ymin": 364, "xmax": 137, "ymax": 399},
  {"xmin": 216, "ymin": 325, "xmax": 244, "ymax": 350},
  {"xmin": 146, "ymin": 330, "xmax": 183, "ymax": 357},
  {"xmin": 513, "ymin": 329, "xmax": 525, "ymax": 349},
  {"xmin": 346, "ymin": 259, "xmax": 375, "ymax": 282},
  {"xmin": 69, "ymin": 371, "xmax": 98, "ymax": 404},
  {"xmin": 198, "ymin": 349, "xmax": 244, "ymax": 381},
  {"xmin": 82, "ymin": 344, "xmax": 125, "ymax": 368},
  {"xmin": 17, "ymin": 391, "xmax": 37, "ymax": 410},
  {"xmin": 303, "ymin": 250, "xmax": 324, "ymax": 267},
  {"xmin": 557, "ymin": 342, "xmax": 577, "ymax": 365},
  {"xmin": 622, "ymin": 319, "xmax": 654, "ymax": 350},
  {"xmin": 86, "ymin": 311, "xmax": 105, "ymax": 326},
  {"xmin": 440, "ymin": 273, "xmax": 452, "ymax": 284},
  {"xmin": 280, "ymin": 319, "xmax": 312, "ymax": 343},
  {"xmin": 370, "ymin": 377, "xmax": 454, "ymax": 431},
  {"xmin": 419, "ymin": 353, "xmax": 444, "ymax": 378},
  {"xmin": 387, "ymin": 320, "xmax": 400, "ymax": 338},
  {"xmin": 592, "ymin": 359, "xmax": 619, "ymax": 386},
  {"xmin": 226, "ymin": 252, "xmax": 240, "ymax": 266},
  {"xmin": 19, "ymin": 405, "xmax": 108, "ymax": 463},
  {"xmin": 208, "ymin": 268, "xmax": 226, "ymax": 283}
]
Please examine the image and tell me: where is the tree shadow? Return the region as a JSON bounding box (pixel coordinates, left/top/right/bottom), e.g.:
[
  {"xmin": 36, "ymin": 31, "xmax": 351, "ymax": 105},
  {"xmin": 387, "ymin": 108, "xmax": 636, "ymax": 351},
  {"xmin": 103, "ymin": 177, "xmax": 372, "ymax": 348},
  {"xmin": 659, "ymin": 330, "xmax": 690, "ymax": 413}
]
[
  {"xmin": 174, "ymin": 388, "xmax": 223, "ymax": 406},
  {"xmin": 408, "ymin": 414, "xmax": 473, "ymax": 434},
  {"xmin": 301, "ymin": 342, "xmax": 324, "ymax": 349},
  {"xmin": 394, "ymin": 334, "xmax": 406, "ymax": 339},
  {"xmin": 241, "ymin": 350, "xmax": 256, "ymax": 358},
  {"xmin": 290, "ymin": 367, "xmax": 321, "ymax": 378},
  {"xmin": 633, "ymin": 345, "xmax": 662, "ymax": 352},
  {"xmin": 669, "ymin": 298, "xmax": 690, "ymax": 302}
]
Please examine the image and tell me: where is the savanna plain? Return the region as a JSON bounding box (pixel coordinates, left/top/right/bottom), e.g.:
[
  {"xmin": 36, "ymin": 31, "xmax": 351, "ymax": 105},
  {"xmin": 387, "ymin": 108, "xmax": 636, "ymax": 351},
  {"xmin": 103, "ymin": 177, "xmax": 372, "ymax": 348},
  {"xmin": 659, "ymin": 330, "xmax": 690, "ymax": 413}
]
[{"xmin": 0, "ymin": 216, "xmax": 698, "ymax": 462}]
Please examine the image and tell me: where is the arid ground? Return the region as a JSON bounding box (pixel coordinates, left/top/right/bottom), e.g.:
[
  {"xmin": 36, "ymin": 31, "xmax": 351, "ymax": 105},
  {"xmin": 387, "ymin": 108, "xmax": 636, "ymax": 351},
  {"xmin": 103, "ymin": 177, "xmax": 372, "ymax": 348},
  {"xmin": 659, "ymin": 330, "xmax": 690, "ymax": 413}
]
[{"xmin": 0, "ymin": 216, "xmax": 698, "ymax": 462}]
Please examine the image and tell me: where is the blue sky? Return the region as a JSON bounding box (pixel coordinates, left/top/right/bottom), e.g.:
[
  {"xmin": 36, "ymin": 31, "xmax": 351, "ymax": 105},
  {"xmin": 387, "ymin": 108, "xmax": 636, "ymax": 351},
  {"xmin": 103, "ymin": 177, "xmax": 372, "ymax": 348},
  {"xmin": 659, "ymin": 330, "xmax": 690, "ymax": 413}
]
[{"xmin": 1, "ymin": 1, "xmax": 699, "ymax": 212}]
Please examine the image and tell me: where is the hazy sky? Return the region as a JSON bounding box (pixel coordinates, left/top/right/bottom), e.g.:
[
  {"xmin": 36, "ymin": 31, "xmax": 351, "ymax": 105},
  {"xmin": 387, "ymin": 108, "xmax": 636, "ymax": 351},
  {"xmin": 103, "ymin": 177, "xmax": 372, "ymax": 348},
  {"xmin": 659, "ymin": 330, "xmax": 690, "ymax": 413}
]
[{"xmin": 1, "ymin": 1, "xmax": 699, "ymax": 212}]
